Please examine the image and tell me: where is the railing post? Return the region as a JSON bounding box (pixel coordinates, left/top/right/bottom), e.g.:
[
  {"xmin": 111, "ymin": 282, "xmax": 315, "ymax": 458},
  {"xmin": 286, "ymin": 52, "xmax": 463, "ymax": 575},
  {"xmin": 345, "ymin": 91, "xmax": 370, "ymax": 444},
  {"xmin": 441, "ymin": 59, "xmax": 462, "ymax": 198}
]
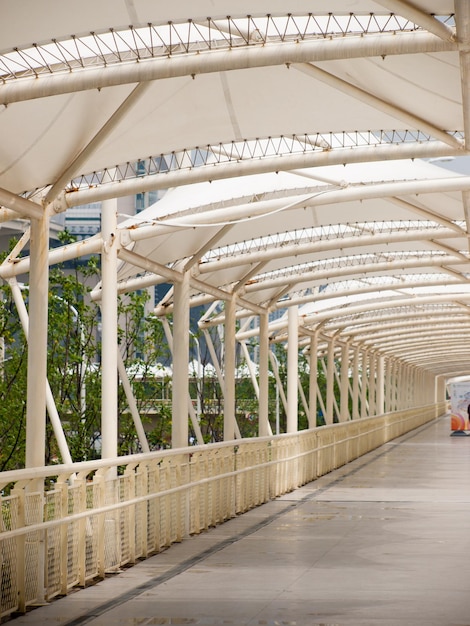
[
  {"xmin": 75, "ymin": 471, "xmax": 88, "ymax": 587},
  {"xmin": 93, "ymin": 469, "xmax": 106, "ymax": 579},
  {"xmin": 57, "ymin": 476, "xmax": 70, "ymax": 596},
  {"xmin": 124, "ymin": 463, "xmax": 137, "ymax": 564},
  {"xmin": 11, "ymin": 482, "xmax": 26, "ymax": 613}
]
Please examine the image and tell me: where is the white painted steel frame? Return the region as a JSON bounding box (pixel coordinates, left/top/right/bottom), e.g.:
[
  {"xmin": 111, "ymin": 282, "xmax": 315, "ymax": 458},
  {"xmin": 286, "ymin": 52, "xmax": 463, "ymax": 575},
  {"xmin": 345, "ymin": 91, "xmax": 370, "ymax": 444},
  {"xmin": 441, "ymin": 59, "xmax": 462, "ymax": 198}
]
[
  {"xmin": 0, "ymin": 31, "xmax": 453, "ymax": 107},
  {"xmin": 1, "ymin": 3, "xmax": 467, "ymax": 619},
  {"xmin": 0, "ymin": 3, "xmax": 466, "ymax": 473}
]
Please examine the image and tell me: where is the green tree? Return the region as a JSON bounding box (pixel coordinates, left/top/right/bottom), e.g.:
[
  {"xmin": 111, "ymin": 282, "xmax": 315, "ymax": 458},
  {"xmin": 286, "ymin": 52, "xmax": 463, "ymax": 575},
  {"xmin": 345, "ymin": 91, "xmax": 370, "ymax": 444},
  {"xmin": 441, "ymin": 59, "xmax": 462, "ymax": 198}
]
[
  {"xmin": 47, "ymin": 247, "xmax": 102, "ymax": 463},
  {"xmin": 116, "ymin": 294, "xmax": 171, "ymax": 453},
  {"xmin": 0, "ymin": 286, "xmax": 28, "ymax": 471},
  {"xmin": 0, "ymin": 232, "xmax": 172, "ymax": 468}
]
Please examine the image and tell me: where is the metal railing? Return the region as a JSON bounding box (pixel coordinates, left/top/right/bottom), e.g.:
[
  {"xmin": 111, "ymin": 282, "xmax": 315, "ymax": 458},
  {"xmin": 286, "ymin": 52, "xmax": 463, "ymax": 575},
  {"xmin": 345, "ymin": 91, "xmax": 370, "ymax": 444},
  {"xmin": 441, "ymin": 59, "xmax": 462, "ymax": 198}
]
[{"xmin": 0, "ymin": 402, "xmax": 445, "ymax": 619}]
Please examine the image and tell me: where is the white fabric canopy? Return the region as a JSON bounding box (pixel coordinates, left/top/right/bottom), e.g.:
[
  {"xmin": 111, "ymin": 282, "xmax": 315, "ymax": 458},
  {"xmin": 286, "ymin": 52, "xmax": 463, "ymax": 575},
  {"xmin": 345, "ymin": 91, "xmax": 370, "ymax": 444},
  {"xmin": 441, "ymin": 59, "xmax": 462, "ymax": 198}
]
[{"xmin": 1, "ymin": 0, "xmax": 470, "ymax": 378}]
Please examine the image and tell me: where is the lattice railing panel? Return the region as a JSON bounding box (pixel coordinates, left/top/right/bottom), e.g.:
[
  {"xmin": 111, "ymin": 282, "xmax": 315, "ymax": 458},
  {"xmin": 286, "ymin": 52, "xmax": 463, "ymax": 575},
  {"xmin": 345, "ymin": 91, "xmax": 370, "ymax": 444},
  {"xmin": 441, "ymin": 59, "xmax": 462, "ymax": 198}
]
[
  {"xmin": 0, "ymin": 401, "xmax": 446, "ymax": 620},
  {"xmin": 0, "ymin": 496, "xmax": 19, "ymax": 617}
]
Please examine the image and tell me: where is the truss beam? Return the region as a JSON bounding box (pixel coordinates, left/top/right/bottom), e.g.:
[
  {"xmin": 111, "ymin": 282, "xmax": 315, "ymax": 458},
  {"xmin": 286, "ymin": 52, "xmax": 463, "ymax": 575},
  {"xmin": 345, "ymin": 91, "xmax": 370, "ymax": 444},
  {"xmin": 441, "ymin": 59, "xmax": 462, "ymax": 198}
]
[
  {"xmin": 57, "ymin": 141, "xmax": 463, "ymax": 210},
  {"xmin": 242, "ymin": 254, "xmax": 465, "ymax": 297},
  {"xmin": 376, "ymin": 1, "xmax": 456, "ymax": 42},
  {"xmin": 198, "ymin": 226, "xmax": 460, "ymax": 275},
  {"xmin": 0, "ymin": 32, "xmax": 453, "ymax": 107}
]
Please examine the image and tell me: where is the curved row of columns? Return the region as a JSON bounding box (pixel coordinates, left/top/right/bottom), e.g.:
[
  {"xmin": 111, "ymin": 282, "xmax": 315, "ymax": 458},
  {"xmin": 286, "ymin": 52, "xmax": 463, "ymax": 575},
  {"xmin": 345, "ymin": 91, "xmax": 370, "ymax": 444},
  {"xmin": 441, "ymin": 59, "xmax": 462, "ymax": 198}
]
[
  {"xmin": 172, "ymin": 286, "xmax": 443, "ymax": 444},
  {"xmin": 21, "ymin": 206, "xmax": 445, "ymax": 468}
]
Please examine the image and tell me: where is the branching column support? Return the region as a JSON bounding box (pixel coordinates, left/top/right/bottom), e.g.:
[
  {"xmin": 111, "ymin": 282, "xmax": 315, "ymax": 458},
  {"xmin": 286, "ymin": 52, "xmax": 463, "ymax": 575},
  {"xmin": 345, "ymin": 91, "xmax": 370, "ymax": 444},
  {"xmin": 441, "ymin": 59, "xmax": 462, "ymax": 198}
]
[
  {"xmin": 308, "ymin": 331, "xmax": 319, "ymax": 428},
  {"xmin": 287, "ymin": 305, "xmax": 299, "ymax": 433},
  {"xmin": 163, "ymin": 318, "xmax": 205, "ymax": 445},
  {"xmin": 326, "ymin": 337, "xmax": 335, "ymax": 425},
  {"xmin": 116, "ymin": 353, "xmax": 150, "ymax": 452},
  {"xmin": 340, "ymin": 342, "xmax": 350, "ymax": 422},
  {"xmin": 101, "ymin": 198, "xmax": 118, "ymax": 461},
  {"xmin": 26, "ymin": 211, "xmax": 49, "ymax": 469},
  {"xmin": 224, "ymin": 298, "xmax": 237, "ymax": 440},
  {"xmin": 269, "ymin": 349, "xmax": 288, "ymax": 433},
  {"xmin": 258, "ymin": 311, "xmax": 270, "ymax": 437},
  {"xmin": 10, "ymin": 278, "xmax": 73, "ymax": 465}
]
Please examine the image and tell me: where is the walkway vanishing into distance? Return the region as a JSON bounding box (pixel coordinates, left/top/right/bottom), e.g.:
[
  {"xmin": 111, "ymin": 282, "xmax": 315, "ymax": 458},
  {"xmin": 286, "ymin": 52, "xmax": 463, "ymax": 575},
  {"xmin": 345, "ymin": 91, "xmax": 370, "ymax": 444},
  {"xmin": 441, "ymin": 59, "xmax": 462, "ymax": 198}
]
[{"xmin": 8, "ymin": 413, "xmax": 470, "ymax": 626}]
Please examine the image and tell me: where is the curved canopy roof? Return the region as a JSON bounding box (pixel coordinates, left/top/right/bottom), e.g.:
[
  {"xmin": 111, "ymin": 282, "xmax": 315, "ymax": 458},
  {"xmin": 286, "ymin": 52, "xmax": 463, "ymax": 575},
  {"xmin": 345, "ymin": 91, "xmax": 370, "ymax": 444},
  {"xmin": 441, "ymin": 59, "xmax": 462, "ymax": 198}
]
[{"xmin": 1, "ymin": 0, "xmax": 470, "ymax": 380}]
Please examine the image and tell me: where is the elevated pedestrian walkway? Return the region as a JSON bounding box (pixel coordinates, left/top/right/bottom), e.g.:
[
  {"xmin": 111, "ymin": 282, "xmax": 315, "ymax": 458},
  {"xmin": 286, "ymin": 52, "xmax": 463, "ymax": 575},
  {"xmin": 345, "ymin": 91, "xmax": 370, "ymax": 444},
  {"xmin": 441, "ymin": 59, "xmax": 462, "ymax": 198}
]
[{"xmin": 8, "ymin": 413, "xmax": 470, "ymax": 626}]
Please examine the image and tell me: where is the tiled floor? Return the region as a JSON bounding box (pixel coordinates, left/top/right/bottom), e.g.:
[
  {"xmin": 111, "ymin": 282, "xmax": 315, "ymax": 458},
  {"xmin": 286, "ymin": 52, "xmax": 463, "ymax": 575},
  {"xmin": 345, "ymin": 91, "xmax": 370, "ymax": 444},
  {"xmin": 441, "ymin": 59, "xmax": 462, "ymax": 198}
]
[{"xmin": 8, "ymin": 415, "xmax": 470, "ymax": 626}]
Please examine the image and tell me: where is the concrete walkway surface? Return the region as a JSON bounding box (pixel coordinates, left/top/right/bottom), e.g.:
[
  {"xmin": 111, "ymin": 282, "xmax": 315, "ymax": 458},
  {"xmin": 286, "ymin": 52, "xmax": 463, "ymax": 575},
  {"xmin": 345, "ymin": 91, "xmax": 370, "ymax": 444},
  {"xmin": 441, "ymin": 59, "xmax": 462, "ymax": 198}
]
[{"xmin": 7, "ymin": 414, "xmax": 470, "ymax": 626}]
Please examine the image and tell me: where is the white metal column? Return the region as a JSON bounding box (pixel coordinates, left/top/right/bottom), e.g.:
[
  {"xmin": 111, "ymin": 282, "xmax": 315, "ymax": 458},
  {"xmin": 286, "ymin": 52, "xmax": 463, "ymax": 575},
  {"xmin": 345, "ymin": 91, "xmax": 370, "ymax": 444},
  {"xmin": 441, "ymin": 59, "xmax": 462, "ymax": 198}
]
[
  {"xmin": 368, "ymin": 352, "xmax": 376, "ymax": 416},
  {"xmin": 361, "ymin": 349, "xmax": 368, "ymax": 418},
  {"xmin": 172, "ymin": 272, "xmax": 190, "ymax": 448},
  {"xmin": 376, "ymin": 355, "xmax": 385, "ymax": 415},
  {"xmin": 116, "ymin": 353, "xmax": 150, "ymax": 453},
  {"xmin": 326, "ymin": 337, "xmax": 335, "ymax": 425},
  {"xmin": 391, "ymin": 360, "xmax": 398, "ymax": 411},
  {"xmin": 224, "ymin": 297, "xmax": 236, "ymax": 440},
  {"xmin": 385, "ymin": 358, "xmax": 392, "ymax": 414},
  {"xmin": 436, "ymin": 376, "xmax": 446, "ymax": 405},
  {"xmin": 405, "ymin": 365, "xmax": 412, "ymax": 408},
  {"xmin": 396, "ymin": 362, "xmax": 404, "ymax": 410},
  {"xmin": 258, "ymin": 311, "xmax": 270, "ymax": 437},
  {"xmin": 417, "ymin": 368, "xmax": 424, "ymax": 405},
  {"xmin": 287, "ymin": 305, "xmax": 298, "ymax": 433},
  {"xmin": 163, "ymin": 317, "xmax": 205, "ymax": 445},
  {"xmin": 352, "ymin": 345, "xmax": 360, "ymax": 419},
  {"xmin": 26, "ymin": 213, "xmax": 49, "ymax": 468},
  {"xmin": 340, "ymin": 342, "xmax": 350, "ymax": 422},
  {"xmin": 101, "ymin": 198, "xmax": 118, "ymax": 460},
  {"xmin": 308, "ymin": 332, "xmax": 318, "ymax": 428}
]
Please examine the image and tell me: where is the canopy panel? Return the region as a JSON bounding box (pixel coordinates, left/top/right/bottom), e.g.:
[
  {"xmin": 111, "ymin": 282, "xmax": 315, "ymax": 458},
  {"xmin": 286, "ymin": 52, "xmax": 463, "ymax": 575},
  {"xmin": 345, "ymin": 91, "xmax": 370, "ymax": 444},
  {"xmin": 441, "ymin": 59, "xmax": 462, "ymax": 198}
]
[{"xmin": 1, "ymin": 0, "xmax": 470, "ymax": 379}]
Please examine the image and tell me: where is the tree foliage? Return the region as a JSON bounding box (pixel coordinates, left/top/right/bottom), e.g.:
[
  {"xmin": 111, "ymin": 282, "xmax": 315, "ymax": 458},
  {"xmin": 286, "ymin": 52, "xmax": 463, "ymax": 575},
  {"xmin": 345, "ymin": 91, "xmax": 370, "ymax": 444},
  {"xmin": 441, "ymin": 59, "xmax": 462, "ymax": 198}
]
[
  {"xmin": 0, "ymin": 233, "xmax": 172, "ymax": 469},
  {"xmin": 0, "ymin": 232, "xmax": 333, "ymax": 470}
]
